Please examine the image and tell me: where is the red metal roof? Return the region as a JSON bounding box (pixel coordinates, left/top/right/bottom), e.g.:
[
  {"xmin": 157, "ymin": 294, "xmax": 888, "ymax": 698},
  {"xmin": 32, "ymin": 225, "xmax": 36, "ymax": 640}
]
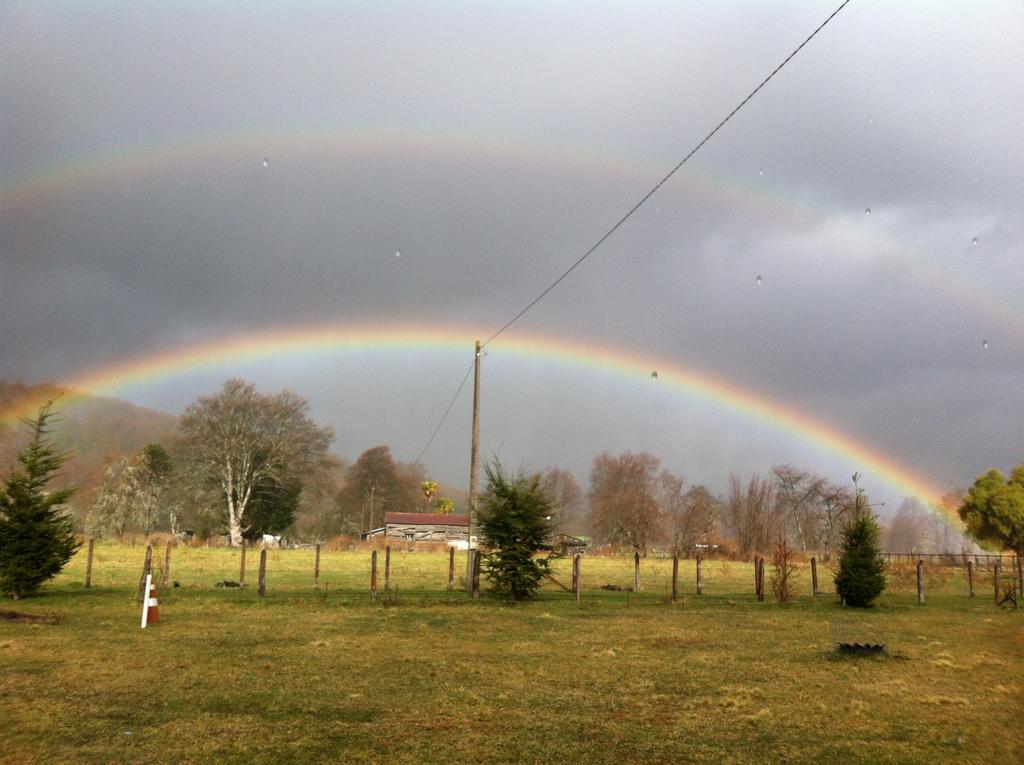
[{"xmin": 384, "ymin": 512, "xmax": 469, "ymax": 527}]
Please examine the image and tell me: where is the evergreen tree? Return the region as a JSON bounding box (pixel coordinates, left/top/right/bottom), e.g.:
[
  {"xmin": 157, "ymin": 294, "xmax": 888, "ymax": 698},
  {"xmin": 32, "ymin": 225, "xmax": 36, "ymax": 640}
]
[
  {"xmin": 0, "ymin": 404, "xmax": 80, "ymax": 599},
  {"xmin": 242, "ymin": 476, "xmax": 301, "ymax": 541},
  {"xmin": 477, "ymin": 460, "xmax": 554, "ymax": 601},
  {"xmin": 834, "ymin": 514, "xmax": 886, "ymax": 607}
]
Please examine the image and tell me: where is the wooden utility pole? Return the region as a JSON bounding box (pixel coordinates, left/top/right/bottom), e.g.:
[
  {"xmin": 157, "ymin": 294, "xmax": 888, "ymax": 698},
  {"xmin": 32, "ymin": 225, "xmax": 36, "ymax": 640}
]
[
  {"xmin": 467, "ymin": 340, "xmax": 482, "ymax": 586},
  {"xmin": 471, "ymin": 549, "xmax": 481, "ymax": 599}
]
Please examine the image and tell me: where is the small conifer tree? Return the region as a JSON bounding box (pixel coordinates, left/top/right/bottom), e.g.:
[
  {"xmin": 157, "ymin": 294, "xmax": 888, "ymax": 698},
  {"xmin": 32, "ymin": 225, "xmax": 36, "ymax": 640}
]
[
  {"xmin": 0, "ymin": 403, "xmax": 80, "ymax": 599},
  {"xmin": 834, "ymin": 514, "xmax": 886, "ymax": 608},
  {"xmin": 477, "ymin": 460, "xmax": 554, "ymax": 600}
]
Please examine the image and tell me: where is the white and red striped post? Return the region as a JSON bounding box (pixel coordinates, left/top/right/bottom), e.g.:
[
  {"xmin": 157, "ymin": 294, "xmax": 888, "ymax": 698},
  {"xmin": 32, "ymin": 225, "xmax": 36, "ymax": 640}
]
[{"xmin": 140, "ymin": 574, "xmax": 160, "ymax": 628}]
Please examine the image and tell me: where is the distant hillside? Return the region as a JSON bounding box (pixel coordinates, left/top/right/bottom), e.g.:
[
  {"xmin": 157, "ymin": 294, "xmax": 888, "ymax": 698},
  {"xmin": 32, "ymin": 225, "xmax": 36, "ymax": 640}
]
[{"xmin": 0, "ymin": 379, "xmax": 179, "ymax": 505}]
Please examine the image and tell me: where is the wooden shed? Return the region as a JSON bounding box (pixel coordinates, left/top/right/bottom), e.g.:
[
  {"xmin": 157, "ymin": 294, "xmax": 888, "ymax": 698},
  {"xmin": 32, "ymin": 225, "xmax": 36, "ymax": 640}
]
[{"xmin": 382, "ymin": 512, "xmax": 470, "ymax": 546}]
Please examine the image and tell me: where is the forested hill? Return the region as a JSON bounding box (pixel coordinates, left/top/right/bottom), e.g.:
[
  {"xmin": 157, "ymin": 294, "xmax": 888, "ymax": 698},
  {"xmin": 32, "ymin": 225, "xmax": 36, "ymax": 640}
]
[{"xmin": 0, "ymin": 379, "xmax": 179, "ymax": 494}]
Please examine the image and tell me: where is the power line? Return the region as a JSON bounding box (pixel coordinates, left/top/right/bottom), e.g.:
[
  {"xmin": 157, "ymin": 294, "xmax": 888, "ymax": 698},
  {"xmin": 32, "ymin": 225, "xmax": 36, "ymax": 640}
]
[
  {"xmin": 413, "ymin": 358, "xmax": 476, "ymax": 465},
  {"xmin": 483, "ymin": 0, "xmax": 853, "ymax": 347},
  {"xmin": 413, "ymin": 0, "xmax": 853, "ymax": 465}
]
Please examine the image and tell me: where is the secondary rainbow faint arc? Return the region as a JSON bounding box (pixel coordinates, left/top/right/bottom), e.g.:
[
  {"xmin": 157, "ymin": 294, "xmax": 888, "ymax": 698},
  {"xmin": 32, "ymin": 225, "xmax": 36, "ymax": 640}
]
[
  {"xmin": 0, "ymin": 322, "xmax": 954, "ymax": 521},
  {"xmin": 2, "ymin": 125, "xmax": 1020, "ymax": 341}
]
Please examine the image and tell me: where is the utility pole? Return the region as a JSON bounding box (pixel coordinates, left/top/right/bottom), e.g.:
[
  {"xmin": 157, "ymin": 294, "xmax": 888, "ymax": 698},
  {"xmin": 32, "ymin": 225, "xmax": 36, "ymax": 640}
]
[{"xmin": 468, "ymin": 340, "xmax": 482, "ymax": 585}]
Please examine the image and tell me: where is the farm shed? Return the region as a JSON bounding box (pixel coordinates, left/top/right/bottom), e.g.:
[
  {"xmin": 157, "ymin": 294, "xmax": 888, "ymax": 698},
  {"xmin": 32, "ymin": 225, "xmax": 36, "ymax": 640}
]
[{"xmin": 381, "ymin": 512, "xmax": 470, "ymax": 546}]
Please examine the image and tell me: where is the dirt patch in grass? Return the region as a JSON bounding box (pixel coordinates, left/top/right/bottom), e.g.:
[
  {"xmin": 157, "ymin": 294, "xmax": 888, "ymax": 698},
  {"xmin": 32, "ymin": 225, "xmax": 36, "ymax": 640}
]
[{"xmin": 0, "ymin": 609, "xmax": 61, "ymax": 625}]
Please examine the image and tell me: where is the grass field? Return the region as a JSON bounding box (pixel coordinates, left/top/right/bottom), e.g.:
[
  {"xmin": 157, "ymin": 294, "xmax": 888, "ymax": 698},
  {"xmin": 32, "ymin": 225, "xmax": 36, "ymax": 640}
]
[{"xmin": 2, "ymin": 542, "xmax": 1022, "ymax": 764}]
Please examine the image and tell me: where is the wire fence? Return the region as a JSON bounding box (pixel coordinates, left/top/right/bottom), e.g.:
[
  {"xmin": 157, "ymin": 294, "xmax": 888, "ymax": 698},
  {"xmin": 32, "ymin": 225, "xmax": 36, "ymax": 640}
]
[{"xmin": 57, "ymin": 540, "xmax": 1023, "ymax": 607}]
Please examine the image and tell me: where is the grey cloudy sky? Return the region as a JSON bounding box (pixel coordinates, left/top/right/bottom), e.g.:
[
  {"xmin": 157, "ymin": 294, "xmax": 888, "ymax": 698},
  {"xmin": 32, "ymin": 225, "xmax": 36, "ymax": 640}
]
[{"xmin": 2, "ymin": 1, "xmax": 1022, "ymax": 508}]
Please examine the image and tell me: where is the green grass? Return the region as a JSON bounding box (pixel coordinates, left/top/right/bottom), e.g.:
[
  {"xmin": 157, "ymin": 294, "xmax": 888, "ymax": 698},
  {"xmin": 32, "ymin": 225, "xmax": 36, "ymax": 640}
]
[{"xmin": 1, "ymin": 543, "xmax": 1021, "ymax": 764}]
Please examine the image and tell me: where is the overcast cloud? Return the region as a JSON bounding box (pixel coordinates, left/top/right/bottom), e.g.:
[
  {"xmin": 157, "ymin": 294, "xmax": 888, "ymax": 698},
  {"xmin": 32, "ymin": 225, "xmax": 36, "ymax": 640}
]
[{"xmin": 2, "ymin": 1, "xmax": 1022, "ymax": 507}]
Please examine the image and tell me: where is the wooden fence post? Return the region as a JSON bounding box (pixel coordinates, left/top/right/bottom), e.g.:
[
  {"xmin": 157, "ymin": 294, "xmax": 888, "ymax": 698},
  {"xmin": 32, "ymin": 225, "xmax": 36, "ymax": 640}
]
[
  {"xmin": 753, "ymin": 558, "xmax": 760, "ymax": 595},
  {"xmin": 574, "ymin": 554, "xmax": 581, "ymax": 604},
  {"xmin": 239, "ymin": 542, "xmax": 247, "ymax": 588},
  {"xmin": 85, "ymin": 537, "xmax": 95, "ymax": 588},
  {"xmin": 994, "ymin": 561, "xmax": 1000, "ymax": 605},
  {"xmin": 371, "ymin": 550, "xmax": 378, "ymax": 598},
  {"xmin": 258, "ymin": 548, "xmax": 267, "ymax": 597},
  {"xmin": 756, "ymin": 557, "xmax": 765, "ymax": 602},
  {"xmin": 314, "ymin": 543, "xmax": 321, "ymax": 588},
  {"xmin": 696, "ymin": 554, "xmax": 703, "ymax": 595},
  {"xmin": 471, "ymin": 550, "xmax": 481, "ymax": 599},
  {"xmin": 136, "ymin": 544, "xmax": 153, "ymax": 602},
  {"xmin": 967, "ymin": 560, "xmax": 975, "ymax": 597},
  {"xmin": 634, "ymin": 551, "xmax": 641, "ymax": 593},
  {"xmin": 811, "ymin": 556, "xmax": 819, "ymax": 596},
  {"xmin": 671, "ymin": 548, "xmax": 679, "ymax": 603},
  {"xmin": 1018, "ymin": 556, "xmax": 1023, "ymax": 605},
  {"xmin": 384, "ymin": 545, "xmax": 391, "ymax": 592},
  {"xmin": 916, "ymin": 559, "xmax": 925, "ymax": 604},
  {"xmin": 161, "ymin": 541, "xmax": 172, "ymax": 588},
  {"xmin": 448, "ymin": 547, "xmax": 455, "ymax": 592},
  {"xmin": 465, "ymin": 550, "xmax": 474, "ymax": 593}
]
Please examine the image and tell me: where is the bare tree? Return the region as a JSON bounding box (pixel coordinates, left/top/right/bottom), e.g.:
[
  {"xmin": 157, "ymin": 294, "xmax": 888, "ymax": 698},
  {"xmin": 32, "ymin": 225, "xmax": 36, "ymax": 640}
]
[
  {"xmin": 292, "ymin": 454, "xmax": 346, "ymax": 541},
  {"xmin": 540, "ymin": 466, "xmax": 585, "ymax": 535},
  {"xmin": 588, "ymin": 451, "xmax": 662, "ymax": 555},
  {"xmin": 336, "ymin": 445, "xmax": 422, "ymax": 533},
  {"xmin": 882, "ymin": 497, "xmax": 932, "ymax": 552},
  {"xmin": 178, "ymin": 379, "xmax": 333, "ymax": 546},
  {"xmin": 660, "ymin": 473, "xmax": 720, "ymax": 554},
  {"xmin": 660, "ymin": 470, "xmax": 687, "ymax": 549},
  {"xmin": 818, "ymin": 483, "xmax": 853, "ymax": 560},
  {"xmin": 771, "ymin": 464, "xmax": 827, "ymax": 553},
  {"xmin": 726, "ymin": 473, "xmax": 777, "ymax": 558},
  {"xmin": 932, "ymin": 488, "xmax": 975, "ymax": 554},
  {"xmin": 683, "ymin": 484, "xmax": 721, "ymax": 553}
]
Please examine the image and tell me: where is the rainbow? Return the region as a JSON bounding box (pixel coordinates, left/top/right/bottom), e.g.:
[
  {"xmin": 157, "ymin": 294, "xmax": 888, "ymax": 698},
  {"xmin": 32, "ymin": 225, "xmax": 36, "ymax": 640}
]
[
  {"xmin": 0, "ymin": 321, "xmax": 959, "ymax": 525},
  {"xmin": 3, "ymin": 125, "xmax": 1020, "ymax": 342}
]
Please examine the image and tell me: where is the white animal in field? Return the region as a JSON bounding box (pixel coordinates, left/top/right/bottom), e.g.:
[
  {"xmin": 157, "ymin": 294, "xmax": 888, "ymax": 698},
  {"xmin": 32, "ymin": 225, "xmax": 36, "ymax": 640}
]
[{"xmin": 262, "ymin": 534, "xmax": 282, "ymax": 548}]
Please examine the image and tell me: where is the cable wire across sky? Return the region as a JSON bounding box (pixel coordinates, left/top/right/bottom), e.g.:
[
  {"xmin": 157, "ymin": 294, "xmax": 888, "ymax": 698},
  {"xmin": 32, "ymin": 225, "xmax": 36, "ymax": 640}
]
[{"xmin": 415, "ymin": 0, "xmax": 854, "ymax": 463}]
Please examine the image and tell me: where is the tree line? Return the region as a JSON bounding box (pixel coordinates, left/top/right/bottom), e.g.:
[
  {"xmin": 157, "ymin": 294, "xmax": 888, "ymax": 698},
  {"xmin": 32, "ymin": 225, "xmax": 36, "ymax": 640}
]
[
  {"xmin": 2, "ymin": 384, "xmax": 1024, "ymax": 598},
  {"xmin": 81, "ymin": 379, "xmax": 453, "ymax": 545},
  {"xmin": 43, "ymin": 377, "xmax": 984, "ymax": 558}
]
